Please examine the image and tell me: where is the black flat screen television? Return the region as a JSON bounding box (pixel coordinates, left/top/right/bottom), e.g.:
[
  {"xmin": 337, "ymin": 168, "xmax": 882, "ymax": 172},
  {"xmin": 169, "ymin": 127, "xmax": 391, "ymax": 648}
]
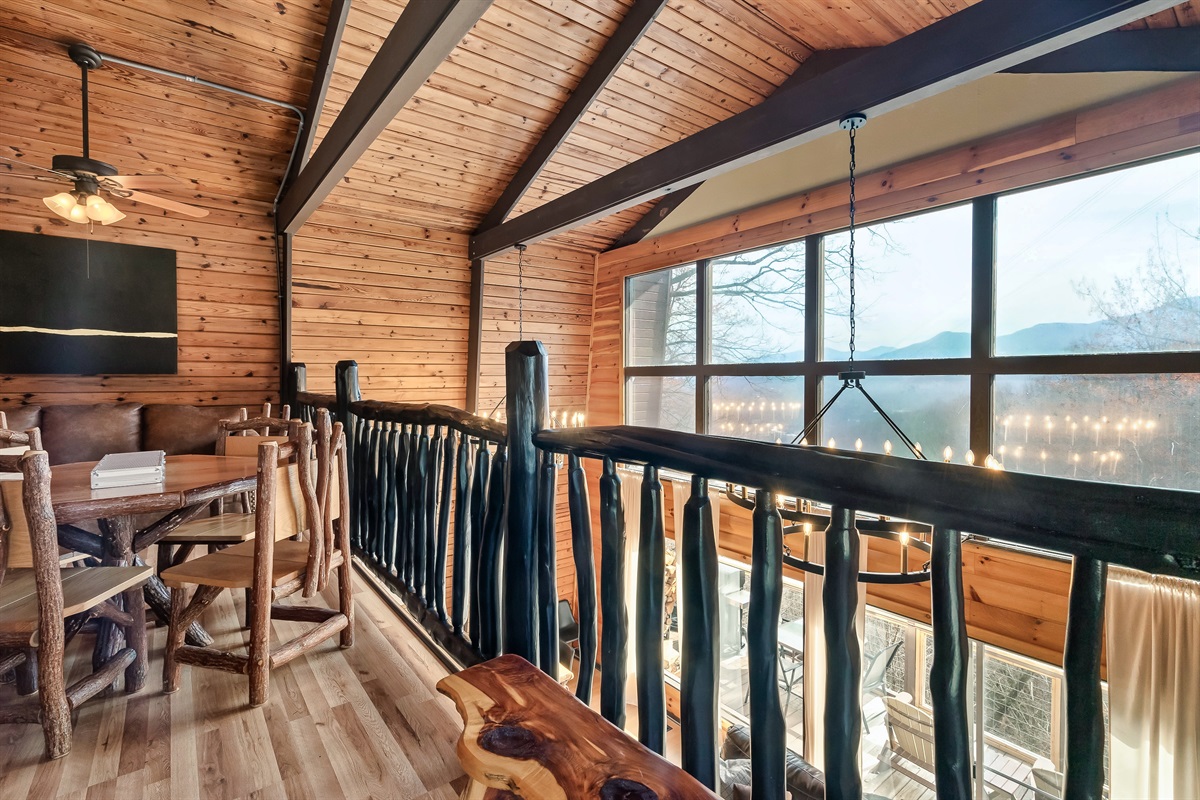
[{"xmin": 0, "ymin": 230, "xmax": 177, "ymax": 374}]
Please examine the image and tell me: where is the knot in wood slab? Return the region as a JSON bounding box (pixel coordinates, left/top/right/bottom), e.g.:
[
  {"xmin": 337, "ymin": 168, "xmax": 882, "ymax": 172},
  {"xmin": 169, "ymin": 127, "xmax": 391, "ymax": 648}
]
[{"xmin": 480, "ymin": 723, "xmax": 542, "ymax": 759}]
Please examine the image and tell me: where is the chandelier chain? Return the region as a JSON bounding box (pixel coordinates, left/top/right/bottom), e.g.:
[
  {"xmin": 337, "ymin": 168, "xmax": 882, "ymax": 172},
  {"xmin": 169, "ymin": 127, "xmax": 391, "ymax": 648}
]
[{"xmin": 847, "ymin": 125, "xmax": 857, "ymax": 365}]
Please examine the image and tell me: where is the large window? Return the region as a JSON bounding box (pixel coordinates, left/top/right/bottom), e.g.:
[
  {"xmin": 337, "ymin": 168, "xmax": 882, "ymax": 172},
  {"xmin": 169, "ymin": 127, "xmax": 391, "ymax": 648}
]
[{"xmin": 624, "ymin": 150, "xmax": 1200, "ymax": 487}]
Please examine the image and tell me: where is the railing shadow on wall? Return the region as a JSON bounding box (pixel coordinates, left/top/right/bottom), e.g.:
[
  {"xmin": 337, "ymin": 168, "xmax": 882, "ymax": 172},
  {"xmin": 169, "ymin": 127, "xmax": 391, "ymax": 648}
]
[{"xmin": 286, "ymin": 342, "xmax": 1200, "ymax": 800}]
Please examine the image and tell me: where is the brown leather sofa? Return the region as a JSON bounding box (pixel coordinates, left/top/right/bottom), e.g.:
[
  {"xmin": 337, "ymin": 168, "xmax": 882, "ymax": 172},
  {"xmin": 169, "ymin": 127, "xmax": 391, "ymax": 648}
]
[{"xmin": 0, "ymin": 403, "xmax": 246, "ymax": 465}]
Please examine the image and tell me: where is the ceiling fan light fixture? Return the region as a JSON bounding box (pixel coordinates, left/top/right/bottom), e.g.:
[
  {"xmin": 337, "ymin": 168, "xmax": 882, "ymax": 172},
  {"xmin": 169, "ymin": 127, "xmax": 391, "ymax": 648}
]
[
  {"xmin": 67, "ymin": 202, "xmax": 90, "ymax": 224},
  {"xmin": 43, "ymin": 191, "xmax": 78, "ymax": 218},
  {"xmin": 98, "ymin": 204, "xmax": 125, "ymax": 225},
  {"xmin": 84, "ymin": 193, "xmax": 123, "ymax": 224}
]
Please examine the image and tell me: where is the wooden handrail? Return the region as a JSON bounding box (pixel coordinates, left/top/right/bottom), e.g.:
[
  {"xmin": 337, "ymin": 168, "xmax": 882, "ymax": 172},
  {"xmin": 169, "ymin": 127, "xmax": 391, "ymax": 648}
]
[{"xmin": 536, "ymin": 425, "xmax": 1200, "ymax": 578}]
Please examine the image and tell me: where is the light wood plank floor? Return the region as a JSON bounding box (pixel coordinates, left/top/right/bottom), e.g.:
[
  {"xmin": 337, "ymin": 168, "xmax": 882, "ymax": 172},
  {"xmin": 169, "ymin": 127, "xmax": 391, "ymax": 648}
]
[{"xmin": 0, "ymin": 573, "xmax": 469, "ymax": 799}]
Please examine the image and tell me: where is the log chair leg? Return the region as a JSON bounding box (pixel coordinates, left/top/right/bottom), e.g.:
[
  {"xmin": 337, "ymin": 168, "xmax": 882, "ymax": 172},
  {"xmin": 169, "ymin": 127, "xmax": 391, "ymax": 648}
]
[
  {"xmin": 37, "ymin": 626, "xmax": 72, "ymax": 760},
  {"xmin": 123, "ymin": 586, "xmax": 147, "ymax": 693},
  {"xmin": 338, "ymin": 560, "xmax": 354, "ymax": 649},
  {"xmin": 15, "ymin": 649, "xmax": 38, "ymax": 695},
  {"xmin": 156, "ymin": 543, "xmax": 173, "ymax": 576},
  {"xmin": 163, "ymin": 585, "xmax": 188, "ymax": 694},
  {"xmin": 248, "ymin": 584, "xmax": 271, "ymax": 707}
]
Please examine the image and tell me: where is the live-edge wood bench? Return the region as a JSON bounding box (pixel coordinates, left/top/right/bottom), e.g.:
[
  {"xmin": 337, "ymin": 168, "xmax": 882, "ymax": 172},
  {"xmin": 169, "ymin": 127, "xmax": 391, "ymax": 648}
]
[{"xmin": 437, "ymin": 654, "xmax": 719, "ymax": 800}]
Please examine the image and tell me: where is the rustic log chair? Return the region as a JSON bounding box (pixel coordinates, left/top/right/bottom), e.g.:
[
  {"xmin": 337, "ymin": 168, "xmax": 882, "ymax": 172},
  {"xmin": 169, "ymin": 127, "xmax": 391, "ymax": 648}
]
[
  {"xmin": 0, "ymin": 446, "xmax": 153, "ymax": 760},
  {"xmin": 160, "ymin": 410, "xmax": 353, "ymax": 707},
  {"xmin": 156, "ymin": 407, "xmax": 294, "ymax": 571}
]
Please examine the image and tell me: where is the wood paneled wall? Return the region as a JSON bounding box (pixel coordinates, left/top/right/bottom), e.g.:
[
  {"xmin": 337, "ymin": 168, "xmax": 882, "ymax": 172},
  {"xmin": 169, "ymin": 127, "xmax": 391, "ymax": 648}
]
[{"xmin": 0, "ymin": 6, "xmax": 329, "ymax": 407}]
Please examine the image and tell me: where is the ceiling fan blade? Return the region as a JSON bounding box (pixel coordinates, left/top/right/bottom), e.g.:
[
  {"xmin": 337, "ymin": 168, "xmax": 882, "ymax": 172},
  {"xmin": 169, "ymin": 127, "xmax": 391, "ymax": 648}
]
[
  {"xmin": 0, "ymin": 154, "xmax": 72, "ymax": 180},
  {"xmin": 108, "ymin": 174, "xmax": 184, "ymax": 191},
  {"xmin": 126, "ymin": 190, "xmax": 209, "ymax": 218}
]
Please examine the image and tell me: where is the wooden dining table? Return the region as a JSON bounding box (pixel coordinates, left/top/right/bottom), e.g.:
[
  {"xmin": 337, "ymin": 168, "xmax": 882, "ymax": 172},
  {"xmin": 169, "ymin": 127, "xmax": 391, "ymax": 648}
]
[{"xmin": 51, "ymin": 454, "xmax": 259, "ymax": 664}]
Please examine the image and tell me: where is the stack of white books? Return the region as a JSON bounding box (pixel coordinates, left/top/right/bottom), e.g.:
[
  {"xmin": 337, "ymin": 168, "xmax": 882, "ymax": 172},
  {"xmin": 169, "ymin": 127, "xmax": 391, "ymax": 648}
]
[{"xmin": 90, "ymin": 450, "xmax": 167, "ymax": 489}]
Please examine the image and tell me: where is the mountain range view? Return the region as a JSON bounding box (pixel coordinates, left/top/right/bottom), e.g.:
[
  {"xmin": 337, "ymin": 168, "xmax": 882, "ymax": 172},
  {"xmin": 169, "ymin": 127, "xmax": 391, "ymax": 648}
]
[{"xmin": 807, "ymin": 296, "xmax": 1200, "ymax": 362}]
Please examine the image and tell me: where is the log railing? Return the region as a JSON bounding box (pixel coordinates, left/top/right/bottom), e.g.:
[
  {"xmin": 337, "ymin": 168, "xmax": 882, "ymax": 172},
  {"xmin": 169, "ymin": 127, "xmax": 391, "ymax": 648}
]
[{"xmin": 287, "ymin": 348, "xmax": 1200, "ymax": 800}]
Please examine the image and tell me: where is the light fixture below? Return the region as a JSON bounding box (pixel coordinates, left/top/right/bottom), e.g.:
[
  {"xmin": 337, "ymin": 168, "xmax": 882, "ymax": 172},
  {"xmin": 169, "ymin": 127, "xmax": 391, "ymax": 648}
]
[{"xmin": 43, "ymin": 190, "xmax": 125, "ymax": 225}]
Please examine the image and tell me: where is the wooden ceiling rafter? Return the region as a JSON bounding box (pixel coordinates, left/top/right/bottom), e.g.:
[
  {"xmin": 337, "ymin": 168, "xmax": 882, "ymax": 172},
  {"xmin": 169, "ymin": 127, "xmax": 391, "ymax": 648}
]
[
  {"xmin": 284, "ymin": 0, "xmax": 353, "ymax": 189},
  {"xmin": 469, "ymin": 0, "xmax": 1183, "ymax": 260},
  {"xmin": 475, "ymin": 0, "xmax": 670, "ymax": 232},
  {"xmin": 277, "ymin": 0, "xmax": 493, "ymax": 234}
]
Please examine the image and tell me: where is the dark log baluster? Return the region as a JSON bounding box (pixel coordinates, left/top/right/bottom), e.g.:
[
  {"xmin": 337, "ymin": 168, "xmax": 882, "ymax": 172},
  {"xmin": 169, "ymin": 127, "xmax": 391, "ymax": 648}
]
[
  {"xmin": 396, "ymin": 425, "xmax": 412, "ymax": 587},
  {"xmin": 567, "ymin": 453, "xmax": 598, "ymax": 703},
  {"xmin": 469, "ymin": 440, "xmax": 491, "ymax": 651},
  {"xmin": 599, "ymin": 457, "xmax": 628, "ymax": 728},
  {"xmin": 412, "ymin": 425, "xmax": 430, "ymax": 603},
  {"xmin": 680, "ymin": 475, "xmax": 719, "ymax": 790},
  {"xmin": 383, "ymin": 423, "xmax": 400, "ymax": 573},
  {"xmin": 1063, "ymin": 556, "xmax": 1107, "ymax": 800},
  {"xmin": 635, "ymin": 465, "xmax": 665, "ymax": 753},
  {"xmin": 749, "ymin": 490, "xmax": 785, "ymax": 800},
  {"xmin": 351, "ymin": 415, "xmax": 369, "ymax": 550},
  {"xmin": 930, "ymin": 527, "xmax": 971, "ymax": 799},
  {"xmin": 403, "ymin": 425, "xmax": 419, "ymax": 589},
  {"xmin": 536, "ymin": 451, "xmax": 559, "ymax": 677},
  {"xmin": 478, "ymin": 445, "xmax": 508, "ymax": 659},
  {"xmin": 399, "ymin": 424, "xmax": 411, "ymax": 585},
  {"xmin": 504, "ymin": 341, "xmax": 549, "ymax": 664},
  {"xmin": 425, "ymin": 429, "xmax": 443, "ymax": 610},
  {"xmin": 823, "ymin": 506, "xmax": 862, "ymax": 800},
  {"xmin": 366, "ymin": 420, "xmax": 382, "ymax": 563},
  {"xmin": 435, "ymin": 429, "xmax": 457, "ymax": 623},
  {"xmin": 452, "ymin": 433, "xmax": 473, "ymax": 637}
]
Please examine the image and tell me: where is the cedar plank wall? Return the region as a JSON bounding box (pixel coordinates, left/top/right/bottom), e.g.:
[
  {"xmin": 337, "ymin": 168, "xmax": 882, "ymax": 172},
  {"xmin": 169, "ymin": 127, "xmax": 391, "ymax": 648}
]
[
  {"xmin": 0, "ymin": 6, "xmax": 327, "ymax": 406},
  {"xmin": 584, "ymin": 78, "xmax": 1200, "ymax": 668}
]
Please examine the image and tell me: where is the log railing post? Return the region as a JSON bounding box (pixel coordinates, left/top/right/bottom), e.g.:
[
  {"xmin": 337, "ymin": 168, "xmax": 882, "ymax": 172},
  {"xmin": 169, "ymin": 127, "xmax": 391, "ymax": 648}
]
[
  {"xmin": 334, "ymin": 359, "xmax": 360, "ymax": 436},
  {"xmin": 824, "ymin": 506, "xmax": 862, "ymax": 800},
  {"xmin": 930, "ymin": 527, "xmax": 972, "ymax": 799},
  {"xmin": 503, "ymin": 340, "xmax": 549, "ymax": 666},
  {"xmin": 1063, "ymin": 556, "xmax": 1107, "ymax": 800},
  {"xmin": 286, "ymin": 362, "xmax": 306, "ymax": 416},
  {"xmin": 680, "ymin": 475, "xmax": 719, "ymax": 790}
]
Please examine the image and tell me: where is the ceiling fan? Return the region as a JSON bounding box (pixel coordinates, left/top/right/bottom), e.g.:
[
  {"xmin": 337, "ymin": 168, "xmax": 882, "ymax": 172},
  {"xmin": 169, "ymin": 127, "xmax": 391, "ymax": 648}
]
[{"xmin": 0, "ymin": 43, "xmax": 208, "ymax": 226}]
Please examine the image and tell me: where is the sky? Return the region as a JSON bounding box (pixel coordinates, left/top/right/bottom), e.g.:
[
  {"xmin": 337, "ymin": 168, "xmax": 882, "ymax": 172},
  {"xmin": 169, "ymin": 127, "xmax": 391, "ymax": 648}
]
[{"xmin": 819, "ymin": 150, "xmax": 1200, "ymax": 352}]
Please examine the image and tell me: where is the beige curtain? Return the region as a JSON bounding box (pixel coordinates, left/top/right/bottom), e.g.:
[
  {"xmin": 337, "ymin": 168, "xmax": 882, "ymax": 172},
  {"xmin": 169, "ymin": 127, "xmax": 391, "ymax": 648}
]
[{"xmin": 1106, "ymin": 565, "xmax": 1200, "ymax": 799}]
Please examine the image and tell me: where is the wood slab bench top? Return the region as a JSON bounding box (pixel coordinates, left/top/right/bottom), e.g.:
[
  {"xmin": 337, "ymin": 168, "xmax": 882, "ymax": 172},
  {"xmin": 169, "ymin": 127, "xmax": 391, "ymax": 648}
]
[{"xmin": 437, "ymin": 653, "xmax": 719, "ymax": 800}]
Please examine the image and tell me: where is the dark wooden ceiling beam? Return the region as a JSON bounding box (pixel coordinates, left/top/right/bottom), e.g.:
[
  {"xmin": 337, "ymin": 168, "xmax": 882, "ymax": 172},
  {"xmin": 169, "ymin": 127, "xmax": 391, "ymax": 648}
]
[
  {"xmin": 283, "ymin": 0, "xmax": 352, "ymax": 189},
  {"xmin": 469, "ymin": 0, "xmax": 1178, "ymax": 260},
  {"xmin": 475, "ymin": 0, "xmax": 668, "ymax": 233},
  {"xmin": 278, "ymin": 0, "xmax": 491, "ymax": 234},
  {"xmin": 1005, "ymin": 28, "xmax": 1200, "ymax": 73}
]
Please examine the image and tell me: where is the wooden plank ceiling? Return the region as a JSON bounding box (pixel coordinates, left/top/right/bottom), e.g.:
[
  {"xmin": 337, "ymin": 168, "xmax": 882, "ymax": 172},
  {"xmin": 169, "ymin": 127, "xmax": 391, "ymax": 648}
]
[
  {"xmin": 0, "ymin": 1, "xmax": 328, "ymax": 406},
  {"xmin": 306, "ymin": 0, "xmax": 1199, "ymax": 253}
]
